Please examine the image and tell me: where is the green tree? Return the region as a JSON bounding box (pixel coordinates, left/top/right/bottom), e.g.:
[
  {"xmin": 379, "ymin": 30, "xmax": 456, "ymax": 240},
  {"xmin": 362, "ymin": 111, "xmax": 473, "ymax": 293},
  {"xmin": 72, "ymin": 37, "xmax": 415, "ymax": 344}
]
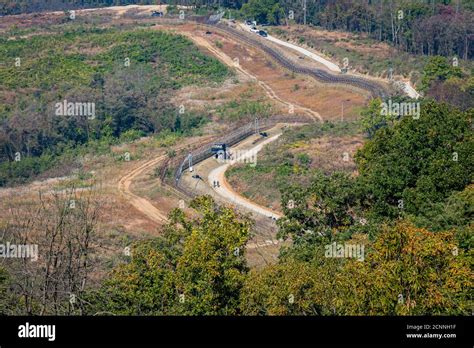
[
  {"xmin": 278, "ymin": 170, "xmax": 364, "ymax": 244},
  {"xmin": 421, "ymin": 56, "xmax": 463, "ymax": 91},
  {"xmin": 360, "ymin": 97, "xmax": 405, "ymax": 138},
  {"xmin": 241, "ymin": 223, "xmax": 472, "ymax": 315},
  {"xmin": 87, "ymin": 196, "xmax": 251, "ymax": 315},
  {"xmin": 355, "ymin": 100, "xmax": 473, "ymax": 218},
  {"xmin": 241, "ymin": 0, "xmax": 284, "ymax": 25},
  {"xmin": 174, "ymin": 196, "xmax": 251, "ymax": 315},
  {"xmin": 407, "ymin": 184, "xmax": 474, "ymax": 251}
]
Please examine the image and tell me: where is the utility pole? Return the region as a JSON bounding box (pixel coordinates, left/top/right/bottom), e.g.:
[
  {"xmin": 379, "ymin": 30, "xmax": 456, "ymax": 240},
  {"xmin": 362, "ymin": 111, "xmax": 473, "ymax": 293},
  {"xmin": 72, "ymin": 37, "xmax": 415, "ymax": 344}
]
[
  {"xmin": 341, "ymin": 102, "xmax": 344, "ymax": 122},
  {"xmin": 255, "ymin": 117, "xmax": 259, "ymax": 134},
  {"xmin": 188, "ymin": 153, "xmax": 193, "ymax": 172}
]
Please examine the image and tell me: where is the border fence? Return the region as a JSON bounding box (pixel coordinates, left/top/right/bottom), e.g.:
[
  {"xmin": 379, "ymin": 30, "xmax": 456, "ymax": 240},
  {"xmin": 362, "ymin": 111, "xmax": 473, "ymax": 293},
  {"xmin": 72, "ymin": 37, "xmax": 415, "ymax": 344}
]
[{"xmin": 160, "ymin": 115, "xmax": 312, "ymax": 198}]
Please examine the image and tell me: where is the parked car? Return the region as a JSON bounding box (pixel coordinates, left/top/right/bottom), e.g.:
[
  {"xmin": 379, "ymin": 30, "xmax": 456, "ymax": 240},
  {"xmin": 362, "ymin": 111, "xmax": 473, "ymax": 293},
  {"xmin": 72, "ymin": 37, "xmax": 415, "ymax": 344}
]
[
  {"xmin": 245, "ymin": 20, "xmax": 252, "ymax": 26},
  {"xmin": 151, "ymin": 11, "xmax": 163, "ymax": 17},
  {"xmin": 258, "ymin": 30, "xmax": 268, "ymax": 37},
  {"xmin": 250, "ymin": 26, "xmax": 259, "ymax": 33}
]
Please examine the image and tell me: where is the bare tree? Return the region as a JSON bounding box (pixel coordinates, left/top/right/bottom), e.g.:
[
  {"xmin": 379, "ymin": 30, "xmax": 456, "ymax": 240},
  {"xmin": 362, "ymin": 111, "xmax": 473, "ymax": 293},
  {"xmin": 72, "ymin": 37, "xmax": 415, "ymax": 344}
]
[{"xmin": 1, "ymin": 186, "xmax": 102, "ymax": 315}]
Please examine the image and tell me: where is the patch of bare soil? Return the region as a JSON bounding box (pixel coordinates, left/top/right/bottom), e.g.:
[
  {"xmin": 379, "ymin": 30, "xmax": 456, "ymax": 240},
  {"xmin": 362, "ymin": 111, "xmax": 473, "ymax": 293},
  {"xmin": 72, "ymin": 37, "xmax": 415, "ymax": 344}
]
[{"xmin": 172, "ymin": 25, "xmax": 367, "ymax": 121}]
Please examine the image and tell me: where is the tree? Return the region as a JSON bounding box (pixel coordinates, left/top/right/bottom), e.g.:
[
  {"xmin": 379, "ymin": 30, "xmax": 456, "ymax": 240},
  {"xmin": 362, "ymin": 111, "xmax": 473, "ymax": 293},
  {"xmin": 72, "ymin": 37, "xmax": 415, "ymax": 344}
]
[
  {"xmin": 407, "ymin": 184, "xmax": 474, "ymax": 251},
  {"xmin": 2, "ymin": 187, "xmax": 102, "ymax": 315},
  {"xmin": 241, "ymin": 222, "xmax": 472, "ymax": 315},
  {"xmin": 355, "ymin": 100, "xmax": 473, "ymax": 218},
  {"xmin": 359, "ymin": 97, "xmax": 397, "ymax": 138},
  {"xmin": 421, "ymin": 56, "xmax": 463, "ymax": 91},
  {"xmin": 87, "ymin": 196, "xmax": 251, "ymax": 315},
  {"xmin": 241, "ymin": 0, "xmax": 284, "ymax": 25},
  {"xmin": 341, "ymin": 222, "xmax": 472, "ymax": 315},
  {"xmin": 426, "ymin": 76, "xmax": 474, "ymax": 111},
  {"xmin": 278, "ymin": 170, "xmax": 363, "ymax": 245}
]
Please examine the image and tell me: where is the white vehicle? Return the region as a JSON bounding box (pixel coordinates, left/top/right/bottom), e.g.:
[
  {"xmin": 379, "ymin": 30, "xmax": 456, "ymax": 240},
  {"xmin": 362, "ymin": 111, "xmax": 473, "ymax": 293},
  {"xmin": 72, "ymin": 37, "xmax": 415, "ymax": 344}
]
[{"xmin": 250, "ymin": 26, "xmax": 259, "ymax": 33}]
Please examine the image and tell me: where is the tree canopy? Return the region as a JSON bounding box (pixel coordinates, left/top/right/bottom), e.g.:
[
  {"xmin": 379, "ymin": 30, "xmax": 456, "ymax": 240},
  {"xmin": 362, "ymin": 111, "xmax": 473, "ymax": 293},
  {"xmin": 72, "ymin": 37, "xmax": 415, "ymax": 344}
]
[{"xmin": 86, "ymin": 196, "xmax": 251, "ymax": 315}]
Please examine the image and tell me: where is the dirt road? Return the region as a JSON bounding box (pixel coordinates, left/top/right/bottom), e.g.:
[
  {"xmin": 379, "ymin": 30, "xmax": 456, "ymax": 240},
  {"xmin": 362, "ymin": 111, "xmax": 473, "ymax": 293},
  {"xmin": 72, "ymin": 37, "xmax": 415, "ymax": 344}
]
[
  {"xmin": 117, "ymin": 154, "xmax": 169, "ymax": 224},
  {"xmin": 186, "ymin": 34, "xmax": 322, "ymax": 122},
  {"xmin": 117, "ymin": 22, "xmax": 325, "ymax": 232}
]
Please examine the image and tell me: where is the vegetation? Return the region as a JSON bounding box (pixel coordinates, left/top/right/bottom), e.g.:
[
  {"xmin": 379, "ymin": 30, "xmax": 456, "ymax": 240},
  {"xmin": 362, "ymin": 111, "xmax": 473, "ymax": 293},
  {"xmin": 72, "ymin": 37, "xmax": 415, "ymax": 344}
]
[
  {"xmin": 241, "ymin": 222, "xmax": 472, "ymax": 315},
  {"xmin": 356, "ymin": 100, "xmax": 473, "ymax": 218},
  {"xmin": 0, "ymin": 1, "xmax": 472, "ymax": 317},
  {"xmin": 226, "ymin": 121, "xmax": 361, "ymax": 209},
  {"xmin": 421, "ymin": 56, "xmax": 474, "ymax": 110},
  {"xmin": 225, "ymin": 97, "xmax": 472, "ymax": 315},
  {"xmin": 215, "ymin": 98, "xmax": 273, "ymax": 122},
  {"xmin": 0, "ymin": 0, "xmax": 153, "ymax": 14},
  {"xmin": 241, "ymin": 0, "xmax": 284, "ymax": 25},
  {"xmin": 243, "ymin": 0, "xmax": 474, "ymax": 59},
  {"xmin": 0, "ymin": 27, "xmax": 229, "ymax": 186},
  {"xmin": 3, "ymin": 1, "xmax": 472, "ymax": 59},
  {"xmin": 85, "ymin": 196, "xmax": 251, "ymax": 315},
  {"xmin": 0, "ymin": 188, "xmax": 102, "ymax": 315},
  {"xmin": 2, "ymin": 193, "xmax": 471, "ymax": 315}
]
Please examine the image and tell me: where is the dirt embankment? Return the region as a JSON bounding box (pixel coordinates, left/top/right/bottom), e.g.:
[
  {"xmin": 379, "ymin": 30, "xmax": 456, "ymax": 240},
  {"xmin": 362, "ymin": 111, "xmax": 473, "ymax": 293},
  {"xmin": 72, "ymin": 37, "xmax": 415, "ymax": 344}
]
[{"xmin": 157, "ymin": 22, "xmax": 367, "ymax": 122}]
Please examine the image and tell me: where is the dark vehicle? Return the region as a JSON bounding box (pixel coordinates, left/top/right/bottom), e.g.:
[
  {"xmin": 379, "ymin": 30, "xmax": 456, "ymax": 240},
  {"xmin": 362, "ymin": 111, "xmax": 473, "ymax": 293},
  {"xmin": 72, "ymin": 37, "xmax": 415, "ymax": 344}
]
[
  {"xmin": 258, "ymin": 30, "xmax": 268, "ymax": 37},
  {"xmin": 151, "ymin": 11, "xmax": 163, "ymax": 17},
  {"xmin": 205, "ymin": 31, "xmax": 212, "ymax": 35},
  {"xmin": 211, "ymin": 143, "xmax": 226, "ymax": 153},
  {"xmin": 211, "ymin": 143, "xmax": 228, "ymax": 160},
  {"xmin": 259, "ymin": 131, "xmax": 268, "ymax": 137},
  {"xmin": 245, "ymin": 20, "xmax": 252, "ymax": 26}
]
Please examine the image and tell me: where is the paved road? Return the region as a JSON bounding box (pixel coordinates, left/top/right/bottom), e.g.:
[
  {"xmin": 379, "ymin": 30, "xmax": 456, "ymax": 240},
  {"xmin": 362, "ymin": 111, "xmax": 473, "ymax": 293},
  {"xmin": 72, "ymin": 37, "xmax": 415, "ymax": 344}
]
[{"xmin": 208, "ymin": 133, "xmax": 284, "ymax": 220}]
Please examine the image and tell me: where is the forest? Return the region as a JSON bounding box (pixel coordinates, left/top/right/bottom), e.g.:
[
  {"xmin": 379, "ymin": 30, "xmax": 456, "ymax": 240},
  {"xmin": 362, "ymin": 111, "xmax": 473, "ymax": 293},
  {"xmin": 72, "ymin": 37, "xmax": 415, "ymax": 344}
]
[
  {"xmin": 1, "ymin": 0, "xmax": 473, "ymax": 60},
  {"xmin": 0, "ymin": 27, "xmax": 229, "ymax": 186}
]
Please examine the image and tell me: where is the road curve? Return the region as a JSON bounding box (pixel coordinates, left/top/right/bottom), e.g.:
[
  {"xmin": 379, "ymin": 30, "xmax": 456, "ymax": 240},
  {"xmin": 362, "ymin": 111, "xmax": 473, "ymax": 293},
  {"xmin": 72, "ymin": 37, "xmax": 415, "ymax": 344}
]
[
  {"xmin": 208, "ymin": 133, "xmax": 283, "ymax": 220},
  {"xmin": 117, "ymin": 135, "xmax": 217, "ymax": 225},
  {"xmin": 117, "ymin": 154, "xmax": 169, "ymax": 224},
  {"xmin": 211, "ymin": 23, "xmax": 388, "ymax": 98},
  {"xmin": 185, "ymin": 33, "xmax": 322, "ymax": 122}
]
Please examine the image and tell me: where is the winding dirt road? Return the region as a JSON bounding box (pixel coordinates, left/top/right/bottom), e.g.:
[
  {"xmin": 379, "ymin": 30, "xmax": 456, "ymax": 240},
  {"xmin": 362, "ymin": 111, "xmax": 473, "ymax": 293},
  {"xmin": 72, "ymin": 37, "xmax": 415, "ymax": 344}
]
[
  {"xmin": 116, "ymin": 28, "xmax": 322, "ymax": 227},
  {"xmin": 187, "ymin": 34, "xmax": 322, "ymax": 122},
  {"xmin": 117, "ymin": 154, "xmax": 169, "ymax": 224}
]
